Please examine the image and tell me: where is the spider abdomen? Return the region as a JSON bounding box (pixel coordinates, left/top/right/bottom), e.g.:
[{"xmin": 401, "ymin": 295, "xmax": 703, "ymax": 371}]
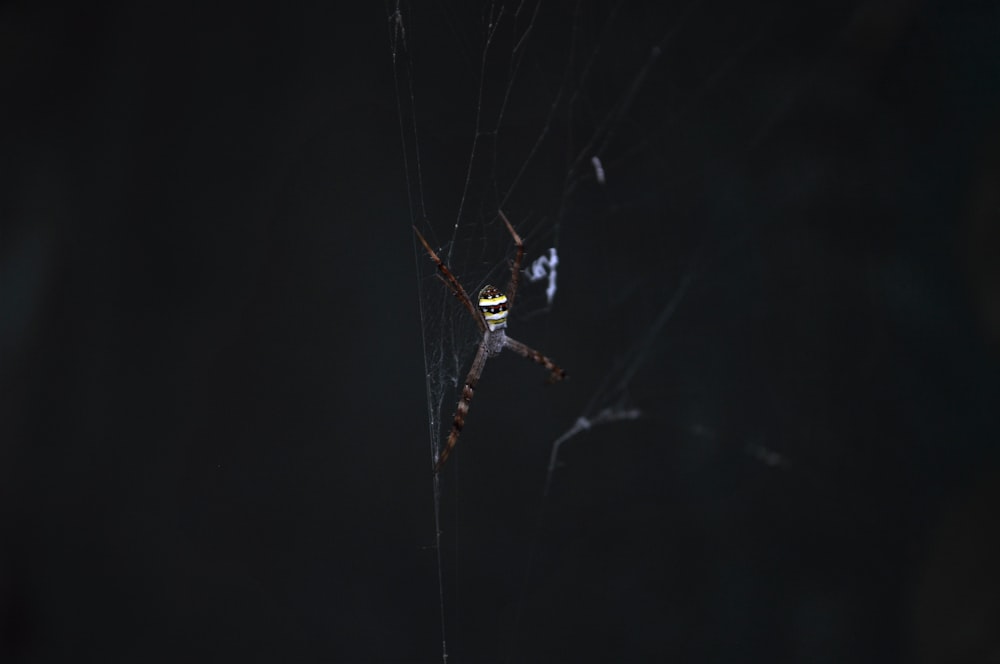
[{"xmin": 478, "ymin": 285, "xmax": 509, "ymax": 332}]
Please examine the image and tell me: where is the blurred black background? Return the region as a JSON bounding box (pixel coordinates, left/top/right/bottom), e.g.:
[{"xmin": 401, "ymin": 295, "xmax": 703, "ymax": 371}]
[{"xmin": 2, "ymin": 1, "xmax": 999, "ymax": 662}]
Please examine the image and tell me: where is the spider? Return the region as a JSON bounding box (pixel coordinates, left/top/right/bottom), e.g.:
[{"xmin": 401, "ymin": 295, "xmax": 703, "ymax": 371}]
[{"xmin": 414, "ymin": 212, "xmax": 567, "ymax": 473}]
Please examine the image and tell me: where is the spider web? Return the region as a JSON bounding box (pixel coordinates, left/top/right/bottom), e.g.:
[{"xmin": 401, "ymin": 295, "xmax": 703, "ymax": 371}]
[
  {"xmin": 387, "ymin": 0, "xmax": 855, "ymax": 660},
  {"xmin": 389, "ymin": 5, "xmax": 576, "ymax": 655},
  {"xmin": 390, "ymin": 0, "xmax": 572, "ymax": 472}
]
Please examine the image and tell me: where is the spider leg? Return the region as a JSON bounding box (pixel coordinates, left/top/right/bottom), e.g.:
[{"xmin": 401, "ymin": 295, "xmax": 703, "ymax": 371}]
[
  {"xmin": 434, "ymin": 342, "xmax": 489, "ymax": 473},
  {"xmin": 414, "ymin": 226, "xmax": 486, "ymax": 333},
  {"xmin": 504, "ymin": 336, "xmax": 567, "ymax": 383},
  {"xmin": 498, "ymin": 211, "xmax": 524, "ymax": 309}
]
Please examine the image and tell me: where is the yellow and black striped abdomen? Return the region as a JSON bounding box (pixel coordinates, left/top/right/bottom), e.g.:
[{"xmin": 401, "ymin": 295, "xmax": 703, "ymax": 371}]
[{"xmin": 478, "ymin": 285, "xmax": 508, "ymax": 331}]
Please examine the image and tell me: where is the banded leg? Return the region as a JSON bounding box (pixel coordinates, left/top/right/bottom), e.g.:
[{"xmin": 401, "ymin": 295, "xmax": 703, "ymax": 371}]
[
  {"xmin": 504, "ymin": 336, "xmax": 567, "ymax": 383},
  {"xmin": 434, "ymin": 343, "xmax": 489, "ymax": 473},
  {"xmin": 498, "ymin": 211, "xmax": 524, "ymax": 309},
  {"xmin": 414, "ymin": 226, "xmax": 486, "ymax": 333}
]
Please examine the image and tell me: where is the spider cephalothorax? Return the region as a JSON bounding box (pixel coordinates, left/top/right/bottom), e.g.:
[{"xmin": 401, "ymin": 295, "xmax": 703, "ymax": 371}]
[{"xmin": 414, "ymin": 212, "xmax": 566, "ymax": 472}]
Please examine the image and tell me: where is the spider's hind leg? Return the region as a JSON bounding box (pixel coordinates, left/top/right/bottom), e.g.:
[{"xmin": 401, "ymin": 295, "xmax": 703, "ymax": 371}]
[
  {"xmin": 498, "ymin": 211, "xmax": 525, "ymax": 308},
  {"xmin": 413, "ymin": 225, "xmax": 487, "ymax": 334}
]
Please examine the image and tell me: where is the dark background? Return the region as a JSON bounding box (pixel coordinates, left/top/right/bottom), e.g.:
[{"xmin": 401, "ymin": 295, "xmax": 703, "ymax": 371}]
[{"xmin": 2, "ymin": 1, "xmax": 999, "ymax": 662}]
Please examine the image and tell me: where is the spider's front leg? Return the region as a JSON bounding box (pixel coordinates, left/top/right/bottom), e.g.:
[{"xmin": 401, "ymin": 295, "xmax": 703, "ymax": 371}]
[
  {"xmin": 504, "ymin": 336, "xmax": 567, "ymax": 383},
  {"xmin": 434, "ymin": 343, "xmax": 489, "ymax": 473}
]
